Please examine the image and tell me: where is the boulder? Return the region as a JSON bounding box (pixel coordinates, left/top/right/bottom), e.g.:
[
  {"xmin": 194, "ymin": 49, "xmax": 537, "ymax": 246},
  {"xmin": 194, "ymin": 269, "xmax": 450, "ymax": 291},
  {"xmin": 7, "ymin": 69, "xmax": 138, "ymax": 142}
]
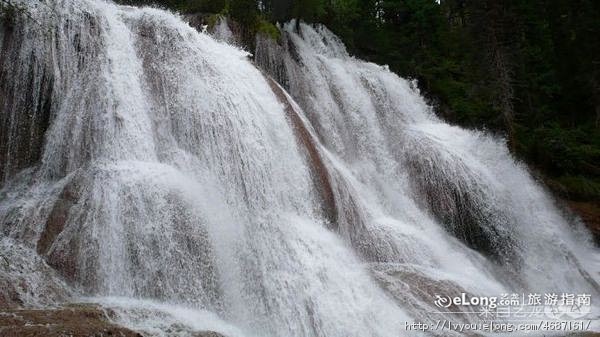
[{"xmin": 0, "ymin": 304, "xmax": 142, "ymax": 337}]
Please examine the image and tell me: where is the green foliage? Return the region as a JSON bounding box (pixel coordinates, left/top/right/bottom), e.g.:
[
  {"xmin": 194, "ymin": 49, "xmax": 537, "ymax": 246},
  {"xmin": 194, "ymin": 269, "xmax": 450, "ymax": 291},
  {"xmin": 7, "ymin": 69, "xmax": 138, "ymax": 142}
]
[
  {"xmin": 179, "ymin": 0, "xmax": 227, "ymax": 13},
  {"xmin": 256, "ymin": 19, "xmax": 280, "ymax": 40},
  {"xmin": 292, "ymin": 0, "xmax": 326, "ymax": 22},
  {"xmin": 228, "ymin": 0, "xmax": 258, "ymax": 26},
  {"xmin": 523, "ymin": 124, "xmax": 600, "ymax": 175},
  {"xmin": 206, "ymin": 13, "xmax": 222, "ymax": 29},
  {"xmin": 554, "ymin": 175, "xmax": 600, "ymax": 200}
]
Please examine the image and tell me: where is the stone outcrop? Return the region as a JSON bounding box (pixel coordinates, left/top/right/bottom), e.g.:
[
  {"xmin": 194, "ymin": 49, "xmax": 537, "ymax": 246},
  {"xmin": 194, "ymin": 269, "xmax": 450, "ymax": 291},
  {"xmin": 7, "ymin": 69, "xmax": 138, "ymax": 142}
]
[
  {"xmin": 567, "ymin": 201, "xmax": 600, "ymax": 244},
  {"xmin": 0, "ymin": 14, "xmax": 53, "ymax": 186},
  {"xmin": 0, "ymin": 239, "xmax": 72, "ymax": 309},
  {"xmin": 265, "ymin": 76, "xmax": 338, "ymax": 227},
  {"xmin": 0, "ymin": 303, "xmax": 228, "ymax": 337},
  {"xmin": 0, "ymin": 304, "xmax": 141, "ymax": 337}
]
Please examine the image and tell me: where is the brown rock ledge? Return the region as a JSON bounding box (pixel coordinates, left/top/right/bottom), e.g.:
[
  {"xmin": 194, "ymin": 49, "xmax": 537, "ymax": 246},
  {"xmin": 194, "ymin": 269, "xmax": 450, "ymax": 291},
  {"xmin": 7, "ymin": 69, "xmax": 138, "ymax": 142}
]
[
  {"xmin": 0, "ymin": 304, "xmax": 141, "ymax": 337},
  {"xmin": 0, "ymin": 303, "xmax": 229, "ymax": 337},
  {"xmin": 567, "ymin": 201, "xmax": 600, "ymax": 244}
]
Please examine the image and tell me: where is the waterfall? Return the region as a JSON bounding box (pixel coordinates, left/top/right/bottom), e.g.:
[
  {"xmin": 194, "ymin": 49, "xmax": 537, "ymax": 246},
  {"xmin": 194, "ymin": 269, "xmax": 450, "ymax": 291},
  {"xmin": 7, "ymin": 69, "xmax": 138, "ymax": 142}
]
[{"xmin": 0, "ymin": 1, "xmax": 598, "ymax": 336}]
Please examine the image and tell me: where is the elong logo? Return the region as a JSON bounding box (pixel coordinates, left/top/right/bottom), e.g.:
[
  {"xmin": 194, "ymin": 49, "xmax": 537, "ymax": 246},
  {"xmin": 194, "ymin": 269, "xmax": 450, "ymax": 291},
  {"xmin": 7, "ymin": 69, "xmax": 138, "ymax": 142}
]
[{"xmin": 434, "ymin": 294, "xmax": 498, "ymax": 309}]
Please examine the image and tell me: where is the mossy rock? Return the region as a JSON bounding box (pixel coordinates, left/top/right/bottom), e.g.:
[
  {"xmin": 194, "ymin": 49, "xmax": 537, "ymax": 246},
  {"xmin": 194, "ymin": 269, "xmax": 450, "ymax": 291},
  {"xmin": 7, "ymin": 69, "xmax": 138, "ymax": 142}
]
[{"xmin": 256, "ymin": 19, "xmax": 280, "ymax": 41}]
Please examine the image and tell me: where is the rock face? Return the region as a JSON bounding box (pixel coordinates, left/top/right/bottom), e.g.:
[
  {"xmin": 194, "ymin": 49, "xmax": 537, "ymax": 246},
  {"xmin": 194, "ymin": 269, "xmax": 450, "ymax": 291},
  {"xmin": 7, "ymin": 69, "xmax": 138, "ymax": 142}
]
[
  {"xmin": 0, "ymin": 305, "xmax": 142, "ymax": 337},
  {"xmin": 0, "ymin": 12, "xmax": 54, "ymax": 186},
  {"xmin": 0, "ymin": 239, "xmax": 73, "ymax": 309},
  {"xmin": 192, "ymin": 332, "xmax": 226, "ymax": 337},
  {"xmin": 567, "ymin": 201, "xmax": 600, "ymax": 244},
  {"xmin": 184, "ymin": 13, "xmax": 243, "ymax": 46},
  {"xmin": 0, "ymin": 304, "xmax": 228, "ymax": 337},
  {"xmin": 371, "ymin": 264, "xmax": 480, "ymax": 337},
  {"xmin": 265, "ymin": 77, "xmax": 337, "ymax": 226}
]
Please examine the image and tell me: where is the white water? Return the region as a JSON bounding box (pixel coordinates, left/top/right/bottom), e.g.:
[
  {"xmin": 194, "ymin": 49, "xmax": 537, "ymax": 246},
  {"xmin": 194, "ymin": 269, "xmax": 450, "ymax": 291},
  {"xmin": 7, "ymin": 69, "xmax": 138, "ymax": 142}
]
[
  {"xmin": 256, "ymin": 22, "xmax": 600, "ymax": 293},
  {"xmin": 212, "ymin": 16, "xmax": 236, "ymax": 45},
  {"xmin": 0, "ymin": 1, "xmax": 598, "ymax": 336}
]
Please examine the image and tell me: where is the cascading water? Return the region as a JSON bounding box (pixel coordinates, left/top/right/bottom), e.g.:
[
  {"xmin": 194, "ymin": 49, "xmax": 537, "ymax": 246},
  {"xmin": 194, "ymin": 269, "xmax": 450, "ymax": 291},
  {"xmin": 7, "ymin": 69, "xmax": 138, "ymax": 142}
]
[
  {"xmin": 0, "ymin": 1, "xmax": 597, "ymax": 336},
  {"xmin": 255, "ymin": 20, "xmax": 600, "ymax": 329}
]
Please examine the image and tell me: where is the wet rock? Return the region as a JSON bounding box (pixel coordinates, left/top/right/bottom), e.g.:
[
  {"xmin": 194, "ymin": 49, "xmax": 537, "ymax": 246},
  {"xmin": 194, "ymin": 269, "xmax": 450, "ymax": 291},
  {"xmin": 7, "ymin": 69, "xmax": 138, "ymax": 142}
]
[
  {"xmin": 0, "ymin": 304, "xmax": 142, "ymax": 337},
  {"xmin": 35, "ymin": 176, "xmax": 84, "ymax": 285},
  {"xmin": 404, "ymin": 138, "xmax": 518, "ymax": 266},
  {"xmin": 0, "ymin": 277, "xmax": 22, "ymax": 309},
  {"xmin": 164, "ymin": 324, "xmax": 226, "ymax": 337},
  {"xmin": 265, "ymin": 76, "xmax": 337, "ymax": 227},
  {"xmin": 192, "ymin": 332, "xmax": 226, "ymax": 337},
  {"xmin": 37, "ymin": 178, "xmax": 81, "ymax": 256},
  {"xmin": 567, "ymin": 201, "xmax": 600, "ymax": 244},
  {"xmin": 371, "ymin": 264, "xmax": 483, "ymax": 337},
  {"xmin": 0, "ymin": 239, "xmax": 73, "ymax": 308},
  {"xmin": 0, "ymin": 13, "xmax": 53, "ymax": 187},
  {"xmin": 185, "ymin": 14, "xmax": 243, "ymax": 46},
  {"xmin": 184, "ymin": 12, "xmax": 213, "ymax": 32}
]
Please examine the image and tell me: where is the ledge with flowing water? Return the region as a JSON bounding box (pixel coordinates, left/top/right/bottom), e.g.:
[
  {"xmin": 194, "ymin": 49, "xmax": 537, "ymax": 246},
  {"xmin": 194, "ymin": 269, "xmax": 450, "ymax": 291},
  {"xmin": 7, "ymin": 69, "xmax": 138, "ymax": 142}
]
[{"xmin": 0, "ymin": 1, "xmax": 599, "ymax": 336}]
